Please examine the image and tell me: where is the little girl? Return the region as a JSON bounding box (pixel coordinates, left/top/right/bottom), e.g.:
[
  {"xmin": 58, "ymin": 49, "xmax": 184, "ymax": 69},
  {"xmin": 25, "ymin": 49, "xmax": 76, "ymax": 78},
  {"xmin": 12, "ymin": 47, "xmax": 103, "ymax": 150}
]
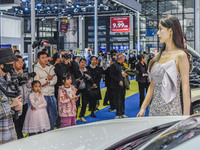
[
  {"xmin": 23, "ymin": 80, "xmax": 50, "ymax": 135},
  {"xmin": 58, "ymin": 73, "xmax": 79, "ymax": 128}
]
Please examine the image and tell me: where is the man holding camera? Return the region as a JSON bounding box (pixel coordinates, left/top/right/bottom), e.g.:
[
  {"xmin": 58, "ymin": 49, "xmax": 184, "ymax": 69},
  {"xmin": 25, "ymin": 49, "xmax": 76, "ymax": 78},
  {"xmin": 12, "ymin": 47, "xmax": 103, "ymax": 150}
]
[
  {"xmin": 34, "ymin": 51, "xmax": 58, "ymax": 130},
  {"xmin": 13, "ymin": 55, "xmax": 31, "ymax": 139},
  {"xmin": 0, "ymin": 48, "xmax": 22, "ymax": 144}
]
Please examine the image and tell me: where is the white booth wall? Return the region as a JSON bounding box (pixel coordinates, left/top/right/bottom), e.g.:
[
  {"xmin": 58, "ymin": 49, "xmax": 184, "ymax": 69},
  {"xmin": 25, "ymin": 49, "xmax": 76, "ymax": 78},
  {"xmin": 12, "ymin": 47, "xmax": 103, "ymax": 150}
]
[{"xmin": 0, "ymin": 14, "xmax": 24, "ymax": 54}]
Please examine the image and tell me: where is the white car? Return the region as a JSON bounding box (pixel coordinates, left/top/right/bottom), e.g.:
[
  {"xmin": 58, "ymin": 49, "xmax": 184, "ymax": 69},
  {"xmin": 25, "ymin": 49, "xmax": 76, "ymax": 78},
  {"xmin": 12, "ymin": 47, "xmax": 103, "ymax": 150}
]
[{"xmin": 1, "ymin": 115, "xmax": 196, "ymax": 150}]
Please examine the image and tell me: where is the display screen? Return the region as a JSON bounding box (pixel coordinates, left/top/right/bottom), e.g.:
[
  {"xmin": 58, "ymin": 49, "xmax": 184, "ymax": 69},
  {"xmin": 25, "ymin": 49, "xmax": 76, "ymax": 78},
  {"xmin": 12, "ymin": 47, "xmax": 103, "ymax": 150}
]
[
  {"xmin": 0, "ymin": 44, "xmax": 12, "ymax": 48},
  {"xmin": 0, "ymin": 0, "xmax": 14, "ymax": 4}
]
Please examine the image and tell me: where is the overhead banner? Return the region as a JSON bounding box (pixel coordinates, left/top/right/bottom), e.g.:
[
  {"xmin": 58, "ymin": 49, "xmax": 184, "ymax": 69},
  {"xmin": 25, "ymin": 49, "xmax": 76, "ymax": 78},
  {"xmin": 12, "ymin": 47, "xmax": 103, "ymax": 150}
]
[
  {"xmin": 60, "ymin": 20, "xmax": 70, "ymax": 33},
  {"xmin": 110, "ymin": 17, "xmax": 130, "ymax": 32}
]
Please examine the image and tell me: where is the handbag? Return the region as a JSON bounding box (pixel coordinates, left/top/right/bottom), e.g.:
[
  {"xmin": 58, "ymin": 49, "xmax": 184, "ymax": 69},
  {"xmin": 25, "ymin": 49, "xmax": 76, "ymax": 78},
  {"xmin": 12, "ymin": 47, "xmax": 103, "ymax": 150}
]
[
  {"xmin": 89, "ymin": 88, "xmax": 99, "ymax": 98},
  {"xmin": 124, "ymin": 76, "xmax": 130, "ymax": 90}
]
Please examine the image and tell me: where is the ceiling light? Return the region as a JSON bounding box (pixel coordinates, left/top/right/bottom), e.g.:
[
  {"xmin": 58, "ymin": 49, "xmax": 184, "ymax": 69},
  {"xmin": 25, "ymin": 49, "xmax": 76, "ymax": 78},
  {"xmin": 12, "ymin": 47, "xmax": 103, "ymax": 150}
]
[
  {"xmin": 81, "ymin": 7, "xmax": 86, "ymax": 12},
  {"xmin": 104, "ymin": 6, "xmax": 109, "ymax": 11},
  {"xmin": 55, "ymin": 17, "xmax": 59, "ymax": 21},
  {"xmin": 42, "ymin": 17, "xmax": 46, "ymax": 22},
  {"xmin": 74, "ymin": 8, "xmax": 78, "ymax": 13}
]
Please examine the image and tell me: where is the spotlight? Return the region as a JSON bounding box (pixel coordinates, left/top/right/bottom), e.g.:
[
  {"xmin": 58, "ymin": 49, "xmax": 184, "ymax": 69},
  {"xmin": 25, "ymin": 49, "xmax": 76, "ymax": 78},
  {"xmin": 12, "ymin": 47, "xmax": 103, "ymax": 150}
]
[
  {"xmin": 14, "ymin": 8, "xmax": 19, "ymax": 11},
  {"xmin": 88, "ymin": 4, "xmax": 92, "ymax": 7},
  {"xmin": 104, "ymin": 6, "xmax": 109, "ymax": 11},
  {"xmin": 37, "ymin": 3, "xmax": 42, "ymax": 7},
  {"xmin": 74, "ymin": 8, "xmax": 78, "ymax": 13},
  {"xmin": 46, "ymin": 6, "xmax": 51, "ymax": 10},
  {"xmin": 76, "ymin": 4, "xmax": 80, "ymax": 8},
  {"xmin": 55, "ymin": 17, "xmax": 59, "ymax": 21},
  {"xmin": 22, "ymin": 0, "xmax": 26, "ymax": 2},
  {"xmin": 54, "ymin": 6, "xmax": 58, "ymax": 9},
  {"xmin": 24, "ymin": 7, "xmax": 29, "ymax": 11},
  {"xmin": 62, "ymin": 9, "xmax": 66, "ymax": 13},
  {"xmin": 81, "ymin": 7, "xmax": 86, "ymax": 12},
  {"xmin": 67, "ymin": 14, "xmax": 71, "ymax": 20},
  {"xmin": 66, "ymin": 0, "xmax": 72, "ymax": 6},
  {"xmin": 71, "ymin": 5, "xmax": 75, "ymax": 8},
  {"xmin": 20, "ymin": 10, "xmax": 23, "ymax": 15},
  {"xmin": 42, "ymin": 17, "xmax": 46, "ymax": 22},
  {"xmin": 66, "ymin": 5, "xmax": 69, "ymax": 9}
]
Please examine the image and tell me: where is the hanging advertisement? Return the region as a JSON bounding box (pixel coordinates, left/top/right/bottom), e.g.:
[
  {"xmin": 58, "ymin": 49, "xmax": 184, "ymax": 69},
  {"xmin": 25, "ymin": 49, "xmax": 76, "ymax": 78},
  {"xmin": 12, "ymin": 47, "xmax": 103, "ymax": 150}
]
[
  {"xmin": 60, "ymin": 19, "xmax": 70, "ymax": 33},
  {"xmin": 110, "ymin": 17, "xmax": 130, "ymax": 32}
]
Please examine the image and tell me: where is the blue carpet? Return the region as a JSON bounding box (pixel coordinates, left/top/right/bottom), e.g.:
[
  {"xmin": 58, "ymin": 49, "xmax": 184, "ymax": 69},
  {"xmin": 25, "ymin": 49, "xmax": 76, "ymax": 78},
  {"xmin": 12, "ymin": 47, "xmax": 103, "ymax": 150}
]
[{"xmin": 77, "ymin": 93, "xmax": 149, "ymax": 125}]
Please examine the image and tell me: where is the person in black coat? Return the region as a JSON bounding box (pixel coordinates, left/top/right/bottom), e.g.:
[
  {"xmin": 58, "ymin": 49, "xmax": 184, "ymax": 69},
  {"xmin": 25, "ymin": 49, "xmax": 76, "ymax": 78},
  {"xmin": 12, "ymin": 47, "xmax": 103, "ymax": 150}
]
[
  {"xmin": 110, "ymin": 53, "xmax": 128, "ymax": 119},
  {"xmin": 86, "ymin": 56, "xmax": 103, "ymax": 117},
  {"xmin": 76, "ymin": 58, "xmax": 94, "ymax": 122},
  {"xmin": 103, "ymin": 59, "xmax": 116, "ymax": 111},
  {"xmin": 136, "ymin": 54, "xmax": 150, "ymax": 108}
]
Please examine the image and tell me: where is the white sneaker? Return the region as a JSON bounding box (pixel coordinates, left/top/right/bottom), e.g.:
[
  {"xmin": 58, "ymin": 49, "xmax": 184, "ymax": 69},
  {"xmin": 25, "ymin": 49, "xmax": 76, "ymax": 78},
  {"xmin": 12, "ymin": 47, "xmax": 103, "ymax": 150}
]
[
  {"xmin": 121, "ymin": 115, "xmax": 128, "ymax": 118},
  {"xmin": 114, "ymin": 116, "xmax": 121, "ymax": 119},
  {"xmin": 80, "ymin": 117, "xmax": 86, "ymax": 122}
]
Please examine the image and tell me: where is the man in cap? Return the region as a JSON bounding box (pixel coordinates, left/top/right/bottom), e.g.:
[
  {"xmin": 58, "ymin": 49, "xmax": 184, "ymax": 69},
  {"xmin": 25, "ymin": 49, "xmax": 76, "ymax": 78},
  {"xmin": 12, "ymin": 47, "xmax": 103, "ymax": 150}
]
[{"xmin": 0, "ymin": 47, "xmax": 22, "ymax": 144}]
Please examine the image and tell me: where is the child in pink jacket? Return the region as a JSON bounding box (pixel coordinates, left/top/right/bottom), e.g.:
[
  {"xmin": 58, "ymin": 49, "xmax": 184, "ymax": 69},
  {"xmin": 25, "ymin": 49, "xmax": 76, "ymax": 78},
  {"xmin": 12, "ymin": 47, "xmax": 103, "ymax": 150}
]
[{"xmin": 58, "ymin": 73, "xmax": 79, "ymax": 128}]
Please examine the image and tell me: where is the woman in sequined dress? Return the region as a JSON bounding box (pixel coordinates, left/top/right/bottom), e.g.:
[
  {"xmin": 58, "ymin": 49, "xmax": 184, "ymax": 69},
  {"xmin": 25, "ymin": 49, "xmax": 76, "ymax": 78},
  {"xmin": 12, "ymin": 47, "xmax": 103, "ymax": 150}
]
[{"xmin": 137, "ymin": 15, "xmax": 191, "ymax": 117}]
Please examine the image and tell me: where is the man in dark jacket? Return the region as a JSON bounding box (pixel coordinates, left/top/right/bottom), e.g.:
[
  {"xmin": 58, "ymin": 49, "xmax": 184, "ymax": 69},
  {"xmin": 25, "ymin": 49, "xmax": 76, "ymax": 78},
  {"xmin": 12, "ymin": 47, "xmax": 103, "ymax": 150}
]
[
  {"xmin": 103, "ymin": 59, "xmax": 116, "ymax": 112},
  {"xmin": 110, "ymin": 53, "xmax": 128, "ymax": 119},
  {"xmin": 136, "ymin": 54, "xmax": 149, "ymax": 108}
]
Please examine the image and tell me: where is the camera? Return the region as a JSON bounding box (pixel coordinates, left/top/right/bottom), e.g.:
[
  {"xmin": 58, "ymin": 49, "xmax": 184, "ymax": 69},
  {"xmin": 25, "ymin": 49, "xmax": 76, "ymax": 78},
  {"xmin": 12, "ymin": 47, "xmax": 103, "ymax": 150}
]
[
  {"xmin": 62, "ymin": 53, "xmax": 72, "ymax": 60},
  {"xmin": 32, "ymin": 40, "xmax": 44, "ymax": 49},
  {"xmin": 11, "ymin": 71, "xmax": 36, "ymax": 86}
]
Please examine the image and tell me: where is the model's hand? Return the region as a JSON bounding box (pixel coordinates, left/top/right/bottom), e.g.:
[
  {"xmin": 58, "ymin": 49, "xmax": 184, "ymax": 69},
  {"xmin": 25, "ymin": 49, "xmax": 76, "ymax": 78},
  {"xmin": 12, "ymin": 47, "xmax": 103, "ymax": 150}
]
[{"xmin": 137, "ymin": 109, "xmax": 146, "ymax": 117}]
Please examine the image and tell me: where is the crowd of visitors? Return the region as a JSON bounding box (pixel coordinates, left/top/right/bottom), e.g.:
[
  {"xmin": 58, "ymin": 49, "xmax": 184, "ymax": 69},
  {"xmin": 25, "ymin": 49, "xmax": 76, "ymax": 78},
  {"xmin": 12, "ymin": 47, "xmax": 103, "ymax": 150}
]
[{"xmin": 0, "ymin": 14, "xmax": 191, "ymax": 144}]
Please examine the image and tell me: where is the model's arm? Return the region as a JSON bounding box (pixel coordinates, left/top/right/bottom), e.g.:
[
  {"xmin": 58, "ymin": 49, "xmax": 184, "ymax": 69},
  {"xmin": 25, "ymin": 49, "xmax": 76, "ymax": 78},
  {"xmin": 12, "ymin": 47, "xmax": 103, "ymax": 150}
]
[
  {"xmin": 178, "ymin": 51, "xmax": 191, "ymax": 115},
  {"xmin": 137, "ymin": 80, "xmax": 154, "ymax": 117}
]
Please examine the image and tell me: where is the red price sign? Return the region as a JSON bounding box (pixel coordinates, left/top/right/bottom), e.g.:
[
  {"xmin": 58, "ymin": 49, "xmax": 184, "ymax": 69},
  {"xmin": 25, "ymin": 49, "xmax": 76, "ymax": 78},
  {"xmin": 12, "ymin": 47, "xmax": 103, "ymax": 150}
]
[{"xmin": 110, "ymin": 17, "xmax": 130, "ymax": 32}]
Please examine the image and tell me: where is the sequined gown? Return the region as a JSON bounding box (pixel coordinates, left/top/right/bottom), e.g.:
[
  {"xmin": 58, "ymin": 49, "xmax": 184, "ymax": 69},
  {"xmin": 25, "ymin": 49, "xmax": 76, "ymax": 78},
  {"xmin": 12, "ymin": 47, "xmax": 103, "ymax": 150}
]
[{"xmin": 149, "ymin": 59, "xmax": 182, "ymax": 116}]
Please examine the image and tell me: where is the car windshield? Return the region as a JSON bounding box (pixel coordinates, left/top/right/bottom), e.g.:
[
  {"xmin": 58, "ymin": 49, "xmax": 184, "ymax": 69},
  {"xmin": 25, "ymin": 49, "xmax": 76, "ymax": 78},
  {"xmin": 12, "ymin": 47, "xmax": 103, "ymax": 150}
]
[
  {"xmin": 143, "ymin": 115, "xmax": 200, "ymax": 150},
  {"xmin": 106, "ymin": 121, "xmax": 179, "ymax": 150}
]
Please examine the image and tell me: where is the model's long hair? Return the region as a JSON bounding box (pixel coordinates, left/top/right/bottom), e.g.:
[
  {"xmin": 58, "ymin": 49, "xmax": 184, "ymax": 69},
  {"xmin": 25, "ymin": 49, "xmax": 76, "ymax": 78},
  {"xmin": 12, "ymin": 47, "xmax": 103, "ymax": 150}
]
[{"xmin": 149, "ymin": 15, "xmax": 191, "ymax": 71}]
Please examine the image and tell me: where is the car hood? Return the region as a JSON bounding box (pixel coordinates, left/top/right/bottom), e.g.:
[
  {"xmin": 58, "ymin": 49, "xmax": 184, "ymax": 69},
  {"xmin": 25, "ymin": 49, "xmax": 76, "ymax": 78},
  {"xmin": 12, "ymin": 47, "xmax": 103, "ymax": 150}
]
[{"xmin": 0, "ymin": 116, "xmax": 188, "ymax": 150}]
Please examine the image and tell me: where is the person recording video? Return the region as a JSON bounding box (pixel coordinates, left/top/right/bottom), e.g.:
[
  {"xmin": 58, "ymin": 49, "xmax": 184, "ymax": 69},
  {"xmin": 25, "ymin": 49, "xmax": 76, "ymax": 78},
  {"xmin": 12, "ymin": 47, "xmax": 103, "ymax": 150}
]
[
  {"xmin": 0, "ymin": 47, "xmax": 22, "ymax": 144},
  {"xmin": 12, "ymin": 55, "xmax": 32, "ymax": 139}
]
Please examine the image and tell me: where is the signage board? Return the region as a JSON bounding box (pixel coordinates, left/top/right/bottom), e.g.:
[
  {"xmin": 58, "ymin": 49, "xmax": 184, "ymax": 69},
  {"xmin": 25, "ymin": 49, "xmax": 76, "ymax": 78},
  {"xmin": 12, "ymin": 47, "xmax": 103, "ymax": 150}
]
[{"xmin": 110, "ymin": 17, "xmax": 130, "ymax": 32}]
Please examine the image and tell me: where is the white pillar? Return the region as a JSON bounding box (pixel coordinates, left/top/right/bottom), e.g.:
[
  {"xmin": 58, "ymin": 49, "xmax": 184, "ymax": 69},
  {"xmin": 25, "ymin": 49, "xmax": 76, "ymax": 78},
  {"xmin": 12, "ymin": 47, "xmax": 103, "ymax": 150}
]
[
  {"xmin": 29, "ymin": 0, "xmax": 35, "ymax": 72},
  {"xmin": 137, "ymin": 0, "xmax": 140, "ymax": 54},
  {"xmin": 129, "ymin": 14, "xmax": 134, "ymax": 51},
  {"xmin": 195, "ymin": 0, "xmax": 200, "ymax": 53},
  {"xmin": 94, "ymin": 0, "xmax": 98, "ymax": 56},
  {"xmin": 79, "ymin": 15, "xmax": 85, "ymax": 54}
]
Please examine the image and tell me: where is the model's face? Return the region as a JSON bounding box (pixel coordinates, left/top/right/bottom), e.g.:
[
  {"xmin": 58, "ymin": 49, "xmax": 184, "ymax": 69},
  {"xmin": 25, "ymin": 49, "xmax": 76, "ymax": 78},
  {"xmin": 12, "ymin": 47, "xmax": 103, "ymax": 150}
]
[
  {"xmin": 38, "ymin": 54, "xmax": 48, "ymax": 65},
  {"xmin": 14, "ymin": 58, "xmax": 23, "ymax": 70},
  {"xmin": 157, "ymin": 23, "xmax": 171, "ymax": 44},
  {"xmin": 32, "ymin": 82, "xmax": 41, "ymax": 93}
]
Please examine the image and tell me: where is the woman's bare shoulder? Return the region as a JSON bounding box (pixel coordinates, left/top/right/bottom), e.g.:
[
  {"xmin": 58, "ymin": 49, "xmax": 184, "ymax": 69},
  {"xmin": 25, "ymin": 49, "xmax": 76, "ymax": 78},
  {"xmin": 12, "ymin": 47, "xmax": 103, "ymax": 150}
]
[{"xmin": 177, "ymin": 50, "xmax": 187, "ymax": 59}]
